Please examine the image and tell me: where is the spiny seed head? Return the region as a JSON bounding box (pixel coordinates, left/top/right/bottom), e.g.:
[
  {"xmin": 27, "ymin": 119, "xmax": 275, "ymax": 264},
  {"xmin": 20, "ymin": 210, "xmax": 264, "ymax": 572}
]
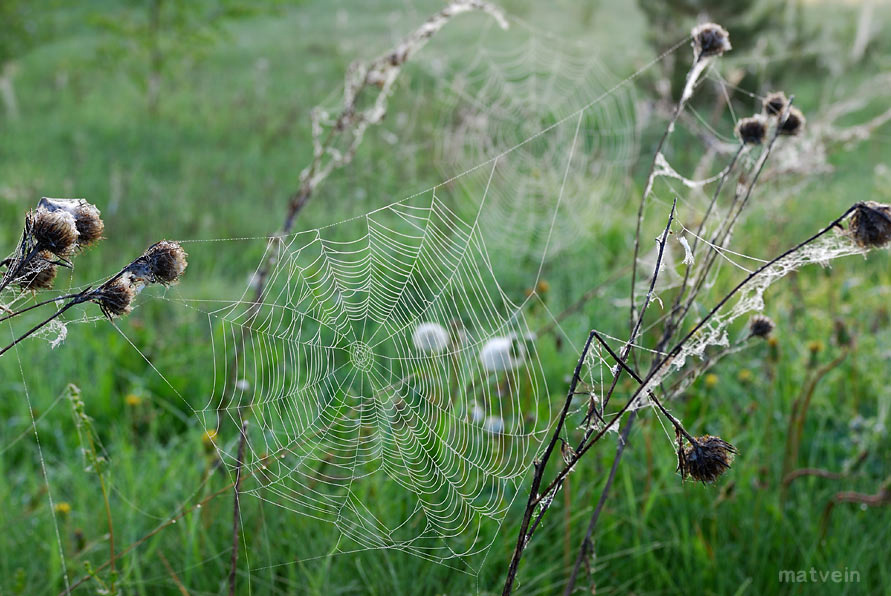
[
  {"xmin": 691, "ymin": 22, "xmax": 731, "ymax": 60},
  {"xmin": 131, "ymin": 241, "xmax": 188, "ymax": 285},
  {"xmin": 762, "ymin": 91, "xmax": 788, "ymax": 117},
  {"xmin": 749, "ymin": 314, "xmax": 775, "ymax": 338},
  {"xmin": 95, "ymin": 275, "xmax": 136, "ymax": 318},
  {"xmin": 17, "ymin": 252, "xmax": 58, "ymax": 291},
  {"xmin": 678, "ymin": 435, "xmax": 737, "ymax": 483},
  {"xmin": 37, "ymin": 198, "xmax": 104, "ymax": 246},
  {"xmin": 28, "ymin": 208, "xmax": 78, "ymax": 256},
  {"xmin": 735, "ymin": 116, "xmax": 768, "ymax": 145},
  {"xmin": 778, "ymin": 107, "xmax": 806, "ymax": 136},
  {"xmin": 849, "ymin": 201, "xmax": 891, "ymax": 248}
]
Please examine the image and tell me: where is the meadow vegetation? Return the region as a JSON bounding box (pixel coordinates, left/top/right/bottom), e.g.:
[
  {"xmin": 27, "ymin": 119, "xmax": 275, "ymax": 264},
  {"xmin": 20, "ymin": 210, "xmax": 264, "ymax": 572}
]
[{"xmin": 1, "ymin": 1, "xmax": 889, "ymax": 594}]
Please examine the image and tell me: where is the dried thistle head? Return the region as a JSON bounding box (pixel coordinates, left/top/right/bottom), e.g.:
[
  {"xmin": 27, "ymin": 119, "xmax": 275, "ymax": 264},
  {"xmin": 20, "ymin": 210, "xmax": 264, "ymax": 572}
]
[
  {"xmin": 130, "ymin": 241, "xmax": 188, "ymax": 285},
  {"xmin": 778, "ymin": 107, "xmax": 806, "ymax": 136},
  {"xmin": 762, "ymin": 91, "xmax": 788, "ymax": 117},
  {"xmin": 38, "ymin": 198, "xmax": 104, "ymax": 246},
  {"xmin": 94, "ymin": 275, "xmax": 136, "ymax": 318},
  {"xmin": 16, "ymin": 251, "xmax": 58, "ymax": 291},
  {"xmin": 28, "ymin": 208, "xmax": 78, "ymax": 256},
  {"xmin": 849, "ymin": 201, "xmax": 891, "ymax": 248},
  {"xmin": 735, "ymin": 116, "xmax": 767, "ymax": 145},
  {"xmin": 749, "ymin": 314, "xmax": 775, "ymax": 339},
  {"xmin": 691, "ymin": 23, "xmax": 731, "ymax": 60},
  {"xmin": 678, "ymin": 435, "xmax": 737, "ymax": 483}
]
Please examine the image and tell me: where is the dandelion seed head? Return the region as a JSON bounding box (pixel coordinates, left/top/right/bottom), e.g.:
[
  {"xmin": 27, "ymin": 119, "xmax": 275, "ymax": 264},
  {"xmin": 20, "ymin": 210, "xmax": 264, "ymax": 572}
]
[{"xmin": 412, "ymin": 322, "xmax": 450, "ymax": 354}]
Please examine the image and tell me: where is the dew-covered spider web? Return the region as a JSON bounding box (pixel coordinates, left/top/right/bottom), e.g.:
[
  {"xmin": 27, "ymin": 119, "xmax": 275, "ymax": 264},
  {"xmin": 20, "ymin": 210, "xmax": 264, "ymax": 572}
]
[{"xmin": 426, "ymin": 20, "xmax": 639, "ymax": 259}]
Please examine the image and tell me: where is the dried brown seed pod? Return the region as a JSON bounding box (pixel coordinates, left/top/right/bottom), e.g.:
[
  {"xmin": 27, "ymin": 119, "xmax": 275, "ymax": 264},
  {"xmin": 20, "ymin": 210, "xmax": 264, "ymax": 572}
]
[
  {"xmin": 94, "ymin": 275, "xmax": 136, "ymax": 318},
  {"xmin": 678, "ymin": 435, "xmax": 737, "ymax": 483},
  {"xmin": 38, "ymin": 198, "xmax": 104, "ymax": 246},
  {"xmin": 146, "ymin": 241, "xmax": 188, "ymax": 284},
  {"xmin": 749, "ymin": 314, "xmax": 775, "ymax": 339},
  {"xmin": 762, "ymin": 91, "xmax": 788, "ymax": 117},
  {"xmin": 129, "ymin": 241, "xmax": 188, "ymax": 285},
  {"xmin": 849, "ymin": 201, "xmax": 891, "ymax": 248},
  {"xmin": 16, "ymin": 251, "xmax": 58, "ymax": 291},
  {"xmin": 691, "ymin": 23, "xmax": 731, "ymax": 60},
  {"xmin": 778, "ymin": 107, "xmax": 806, "ymax": 136},
  {"xmin": 28, "ymin": 208, "xmax": 78, "ymax": 256},
  {"xmin": 735, "ymin": 116, "xmax": 767, "ymax": 145}
]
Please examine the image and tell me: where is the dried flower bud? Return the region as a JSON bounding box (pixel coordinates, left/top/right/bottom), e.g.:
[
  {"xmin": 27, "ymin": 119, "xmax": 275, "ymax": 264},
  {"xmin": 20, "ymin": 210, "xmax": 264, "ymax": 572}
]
[
  {"xmin": 749, "ymin": 314, "xmax": 775, "ymax": 338},
  {"xmin": 130, "ymin": 241, "xmax": 188, "ymax": 285},
  {"xmin": 28, "ymin": 208, "xmax": 78, "ymax": 256},
  {"xmin": 691, "ymin": 23, "xmax": 731, "ymax": 60},
  {"xmin": 37, "ymin": 198, "xmax": 104, "ymax": 246},
  {"xmin": 833, "ymin": 319, "xmax": 853, "ymax": 348},
  {"xmin": 762, "ymin": 91, "xmax": 788, "ymax": 117},
  {"xmin": 15, "ymin": 251, "xmax": 58, "ymax": 291},
  {"xmin": 778, "ymin": 107, "xmax": 806, "ymax": 136},
  {"xmin": 735, "ymin": 116, "xmax": 767, "ymax": 145},
  {"xmin": 94, "ymin": 275, "xmax": 136, "ymax": 318},
  {"xmin": 678, "ymin": 435, "xmax": 737, "ymax": 483},
  {"xmin": 849, "ymin": 201, "xmax": 891, "ymax": 248}
]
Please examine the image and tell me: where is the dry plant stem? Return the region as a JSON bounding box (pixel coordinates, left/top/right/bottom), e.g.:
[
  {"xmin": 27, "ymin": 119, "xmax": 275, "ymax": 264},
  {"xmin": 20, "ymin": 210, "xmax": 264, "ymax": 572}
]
[
  {"xmin": 0, "ymin": 290, "xmax": 91, "ymax": 358},
  {"xmin": 781, "ymin": 349, "xmax": 848, "ymax": 498},
  {"xmin": 590, "ymin": 200, "xmax": 676, "ymax": 424},
  {"xmin": 521, "ymin": 204, "xmax": 860, "ymax": 557},
  {"xmin": 660, "ymin": 144, "xmax": 744, "ymax": 344},
  {"xmin": 670, "ymin": 104, "xmax": 792, "ymax": 341},
  {"xmin": 0, "ymin": 291, "xmax": 87, "ymax": 324},
  {"xmin": 0, "ymin": 246, "xmax": 40, "ymax": 294},
  {"xmin": 783, "ymin": 468, "xmax": 845, "ymax": 487},
  {"xmin": 564, "ymin": 410, "xmax": 637, "ymax": 596},
  {"xmin": 503, "ymin": 202, "xmax": 676, "ymax": 595},
  {"xmin": 227, "ymin": 420, "xmax": 248, "ymax": 596},
  {"xmin": 591, "ymin": 331, "xmax": 695, "ymax": 444},
  {"xmin": 820, "ymin": 479, "xmax": 891, "ymax": 539},
  {"xmin": 628, "ymin": 49, "xmax": 701, "ymax": 333},
  {"xmin": 158, "ymin": 551, "xmax": 191, "ymax": 596},
  {"xmin": 501, "ymin": 329, "xmax": 597, "ymax": 596}
]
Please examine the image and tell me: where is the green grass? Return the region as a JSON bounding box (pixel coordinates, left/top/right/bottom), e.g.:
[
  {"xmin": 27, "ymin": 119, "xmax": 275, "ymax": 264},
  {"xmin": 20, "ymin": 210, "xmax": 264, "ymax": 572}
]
[{"xmin": 2, "ymin": 0, "xmax": 891, "ymax": 594}]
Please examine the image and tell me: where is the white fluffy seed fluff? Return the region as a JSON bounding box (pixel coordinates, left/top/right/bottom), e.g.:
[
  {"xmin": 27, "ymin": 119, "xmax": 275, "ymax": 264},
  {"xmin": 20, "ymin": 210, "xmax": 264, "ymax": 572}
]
[
  {"xmin": 471, "ymin": 401, "xmax": 485, "ymax": 423},
  {"xmin": 479, "ymin": 335, "xmax": 526, "ymax": 372},
  {"xmin": 483, "ymin": 415, "xmax": 504, "ymax": 434},
  {"xmin": 412, "ymin": 322, "xmax": 450, "ymax": 354}
]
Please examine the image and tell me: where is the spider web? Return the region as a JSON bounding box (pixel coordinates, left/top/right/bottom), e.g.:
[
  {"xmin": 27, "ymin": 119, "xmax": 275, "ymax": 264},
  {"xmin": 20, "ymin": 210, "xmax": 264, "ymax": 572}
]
[
  {"xmin": 427, "ymin": 19, "xmax": 639, "ymax": 260},
  {"xmin": 193, "ymin": 185, "xmax": 551, "ymax": 568}
]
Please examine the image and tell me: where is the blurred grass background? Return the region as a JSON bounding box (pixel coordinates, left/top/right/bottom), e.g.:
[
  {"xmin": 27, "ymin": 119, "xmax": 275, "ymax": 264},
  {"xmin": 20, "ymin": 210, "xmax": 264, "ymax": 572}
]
[{"xmin": 1, "ymin": 0, "xmax": 890, "ymax": 594}]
